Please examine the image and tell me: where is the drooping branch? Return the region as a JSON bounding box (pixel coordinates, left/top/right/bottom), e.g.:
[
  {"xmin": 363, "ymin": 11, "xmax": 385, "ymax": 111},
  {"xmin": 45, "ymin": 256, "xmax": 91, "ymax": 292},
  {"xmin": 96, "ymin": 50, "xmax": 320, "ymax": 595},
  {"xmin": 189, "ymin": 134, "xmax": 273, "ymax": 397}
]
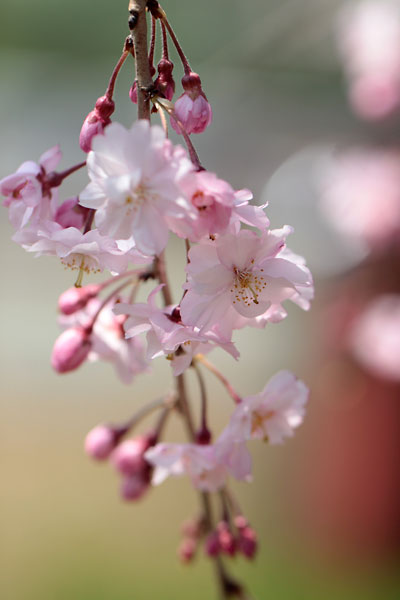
[{"xmin": 129, "ymin": 0, "xmax": 153, "ymax": 119}]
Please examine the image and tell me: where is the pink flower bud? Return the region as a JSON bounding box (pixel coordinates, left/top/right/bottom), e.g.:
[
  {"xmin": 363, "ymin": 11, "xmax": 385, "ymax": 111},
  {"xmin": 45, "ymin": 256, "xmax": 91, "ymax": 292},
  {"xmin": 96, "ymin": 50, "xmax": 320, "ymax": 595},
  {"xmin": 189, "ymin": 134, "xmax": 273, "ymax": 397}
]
[
  {"xmin": 178, "ymin": 538, "xmax": 197, "ymax": 563},
  {"xmin": 111, "ymin": 435, "xmax": 152, "ymax": 476},
  {"xmin": 237, "ymin": 526, "xmax": 258, "ymax": 559},
  {"xmin": 129, "ymin": 82, "xmax": 138, "ymax": 104},
  {"xmin": 54, "ymin": 197, "xmax": 90, "ymax": 230},
  {"xmin": 79, "ymin": 111, "xmax": 109, "ymax": 153},
  {"xmin": 58, "ymin": 284, "xmax": 100, "ymax": 315},
  {"xmin": 204, "ymin": 531, "xmax": 220, "ymax": 557},
  {"xmin": 155, "ymin": 59, "xmax": 175, "ymax": 101},
  {"xmin": 217, "ymin": 521, "xmax": 236, "ymax": 557},
  {"xmin": 51, "ymin": 327, "xmax": 91, "ymax": 373},
  {"xmin": 171, "ymin": 72, "xmax": 212, "ymax": 135},
  {"xmin": 120, "ymin": 474, "xmax": 149, "ymax": 501},
  {"xmin": 84, "ymin": 425, "xmax": 116, "ymax": 460},
  {"xmin": 94, "ymin": 95, "xmax": 115, "ymax": 120}
]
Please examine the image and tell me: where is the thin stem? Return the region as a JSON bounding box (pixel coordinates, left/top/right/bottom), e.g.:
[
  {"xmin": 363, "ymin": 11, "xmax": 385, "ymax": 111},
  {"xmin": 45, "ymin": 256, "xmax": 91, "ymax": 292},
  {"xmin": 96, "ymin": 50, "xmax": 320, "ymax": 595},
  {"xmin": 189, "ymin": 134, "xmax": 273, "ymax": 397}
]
[
  {"xmin": 130, "ymin": 0, "xmax": 154, "ymax": 119},
  {"xmin": 124, "ymin": 393, "xmax": 176, "ymax": 432},
  {"xmin": 153, "ymin": 98, "xmax": 204, "ymax": 170},
  {"xmin": 148, "ymin": 16, "xmax": 157, "ymax": 72},
  {"xmin": 192, "ymin": 361, "xmax": 209, "ymax": 433},
  {"xmin": 98, "ymin": 266, "xmax": 153, "ymax": 291},
  {"xmin": 161, "ymin": 14, "xmax": 191, "ymax": 75},
  {"xmin": 161, "ymin": 20, "xmax": 169, "ymax": 60},
  {"xmin": 154, "ymin": 252, "xmax": 173, "ymax": 306},
  {"xmin": 195, "ymin": 355, "xmax": 242, "ymax": 404},
  {"xmin": 89, "ymin": 279, "xmax": 135, "ymax": 330},
  {"xmin": 176, "ymin": 373, "xmax": 196, "ymax": 440},
  {"xmin": 83, "ymin": 209, "xmax": 95, "ymax": 234},
  {"xmin": 106, "ymin": 46, "xmax": 130, "ymax": 99}
]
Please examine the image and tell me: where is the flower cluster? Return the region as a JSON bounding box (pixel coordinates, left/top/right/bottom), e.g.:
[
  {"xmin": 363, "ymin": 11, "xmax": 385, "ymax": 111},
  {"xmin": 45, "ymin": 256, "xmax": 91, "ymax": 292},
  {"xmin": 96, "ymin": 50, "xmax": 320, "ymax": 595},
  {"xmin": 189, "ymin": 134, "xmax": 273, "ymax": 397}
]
[{"xmin": 1, "ymin": 2, "xmax": 313, "ymax": 596}]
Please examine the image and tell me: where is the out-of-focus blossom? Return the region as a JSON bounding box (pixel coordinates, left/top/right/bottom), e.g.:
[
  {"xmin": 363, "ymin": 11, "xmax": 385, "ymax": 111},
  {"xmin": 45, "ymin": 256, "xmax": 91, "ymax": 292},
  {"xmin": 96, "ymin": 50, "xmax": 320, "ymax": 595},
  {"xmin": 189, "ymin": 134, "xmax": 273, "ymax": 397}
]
[
  {"xmin": 84, "ymin": 425, "xmax": 117, "ymax": 460},
  {"xmin": 338, "ymin": 0, "xmax": 400, "ymax": 120},
  {"xmin": 51, "ymin": 326, "xmax": 92, "ymax": 373},
  {"xmin": 226, "ymin": 370, "xmax": 309, "ymax": 444},
  {"xmin": 349, "ymin": 294, "xmax": 400, "ymax": 381},
  {"xmin": 79, "ymin": 120, "xmax": 193, "ymax": 255},
  {"xmin": 320, "ymin": 149, "xmax": 400, "ymax": 253}
]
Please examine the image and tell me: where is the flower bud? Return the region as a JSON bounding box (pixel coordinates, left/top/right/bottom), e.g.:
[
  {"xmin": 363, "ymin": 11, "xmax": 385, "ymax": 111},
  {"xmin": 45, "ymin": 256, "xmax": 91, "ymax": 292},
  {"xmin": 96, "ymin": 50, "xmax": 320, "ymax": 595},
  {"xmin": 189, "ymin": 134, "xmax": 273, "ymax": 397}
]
[
  {"xmin": 84, "ymin": 425, "xmax": 116, "ymax": 460},
  {"xmin": 51, "ymin": 327, "xmax": 91, "ymax": 373},
  {"xmin": 129, "ymin": 82, "xmax": 138, "ymax": 104},
  {"xmin": 79, "ymin": 111, "xmax": 109, "ymax": 153},
  {"xmin": 155, "ymin": 59, "xmax": 175, "ymax": 101},
  {"xmin": 237, "ymin": 526, "xmax": 258, "ymax": 559},
  {"xmin": 120, "ymin": 474, "xmax": 149, "ymax": 501},
  {"xmin": 217, "ymin": 521, "xmax": 236, "ymax": 556},
  {"xmin": 171, "ymin": 72, "xmax": 212, "ymax": 135},
  {"xmin": 111, "ymin": 434, "xmax": 153, "ymax": 476},
  {"xmin": 58, "ymin": 284, "xmax": 101, "ymax": 316},
  {"xmin": 54, "ymin": 197, "xmax": 90, "ymax": 230},
  {"xmin": 204, "ymin": 531, "xmax": 220, "ymax": 557},
  {"xmin": 178, "ymin": 538, "xmax": 197, "ymax": 563},
  {"xmin": 94, "ymin": 95, "xmax": 115, "ymax": 120}
]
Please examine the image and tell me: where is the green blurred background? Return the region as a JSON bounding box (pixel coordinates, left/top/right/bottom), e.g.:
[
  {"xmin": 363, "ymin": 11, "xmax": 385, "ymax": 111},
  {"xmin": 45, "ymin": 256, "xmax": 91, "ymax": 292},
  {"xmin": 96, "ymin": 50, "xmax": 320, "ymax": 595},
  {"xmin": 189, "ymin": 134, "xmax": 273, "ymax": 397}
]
[{"xmin": 1, "ymin": 1, "xmax": 400, "ymax": 599}]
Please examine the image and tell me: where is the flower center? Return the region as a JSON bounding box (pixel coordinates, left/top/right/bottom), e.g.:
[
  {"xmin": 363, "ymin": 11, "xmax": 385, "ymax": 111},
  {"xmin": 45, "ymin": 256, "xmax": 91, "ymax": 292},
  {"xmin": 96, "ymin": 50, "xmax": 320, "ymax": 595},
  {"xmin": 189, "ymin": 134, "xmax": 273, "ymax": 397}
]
[
  {"xmin": 125, "ymin": 184, "xmax": 157, "ymax": 215},
  {"xmin": 251, "ymin": 410, "xmax": 274, "ymax": 434},
  {"xmin": 231, "ymin": 264, "xmax": 266, "ymax": 307},
  {"xmin": 192, "ymin": 190, "xmax": 214, "ymax": 212}
]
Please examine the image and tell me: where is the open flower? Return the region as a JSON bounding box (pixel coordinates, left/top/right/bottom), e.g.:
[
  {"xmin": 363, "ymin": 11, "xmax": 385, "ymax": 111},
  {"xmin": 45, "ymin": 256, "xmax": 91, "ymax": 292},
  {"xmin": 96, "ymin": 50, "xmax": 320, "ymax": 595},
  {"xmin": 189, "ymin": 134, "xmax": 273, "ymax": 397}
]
[
  {"xmin": 180, "ymin": 228, "xmax": 313, "ymax": 334},
  {"xmin": 79, "ymin": 120, "xmax": 193, "ymax": 255},
  {"xmin": 226, "ymin": 371, "xmax": 309, "ymax": 444}
]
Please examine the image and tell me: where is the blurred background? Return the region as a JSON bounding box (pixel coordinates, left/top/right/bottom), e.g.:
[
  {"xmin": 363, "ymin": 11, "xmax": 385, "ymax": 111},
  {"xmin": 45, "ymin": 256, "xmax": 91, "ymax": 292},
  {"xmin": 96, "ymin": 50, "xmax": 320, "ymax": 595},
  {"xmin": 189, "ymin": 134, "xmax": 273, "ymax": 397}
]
[{"xmin": 1, "ymin": 0, "xmax": 400, "ymax": 598}]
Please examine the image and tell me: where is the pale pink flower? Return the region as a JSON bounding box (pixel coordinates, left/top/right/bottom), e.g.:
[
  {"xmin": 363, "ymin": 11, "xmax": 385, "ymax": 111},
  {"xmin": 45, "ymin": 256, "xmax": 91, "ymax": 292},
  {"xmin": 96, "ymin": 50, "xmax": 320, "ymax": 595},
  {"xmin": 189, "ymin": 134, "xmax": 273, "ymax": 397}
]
[
  {"xmin": 338, "ymin": 1, "xmax": 400, "ymax": 120},
  {"xmin": 115, "ymin": 286, "xmax": 239, "ymax": 375},
  {"xmin": 320, "ymin": 149, "xmax": 400, "ymax": 252},
  {"xmin": 19, "ymin": 226, "xmax": 149, "ymax": 276},
  {"xmin": 180, "ymin": 228, "xmax": 313, "ymax": 334},
  {"xmin": 0, "ymin": 145, "xmax": 61, "ymax": 230},
  {"xmin": 168, "ymin": 171, "xmax": 269, "ymax": 242},
  {"xmin": 171, "ymin": 72, "xmax": 212, "ymax": 135},
  {"xmin": 226, "ymin": 371, "xmax": 309, "ymax": 444},
  {"xmin": 145, "ymin": 433, "xmax": 251, "ymax": 492},
  {"xmin": 349, "ymin": 294, "xmax": 400, "ymax": 381},
  {"xmin": 79, "ymin": 120, "xmax": 193, "ymax": 255}
]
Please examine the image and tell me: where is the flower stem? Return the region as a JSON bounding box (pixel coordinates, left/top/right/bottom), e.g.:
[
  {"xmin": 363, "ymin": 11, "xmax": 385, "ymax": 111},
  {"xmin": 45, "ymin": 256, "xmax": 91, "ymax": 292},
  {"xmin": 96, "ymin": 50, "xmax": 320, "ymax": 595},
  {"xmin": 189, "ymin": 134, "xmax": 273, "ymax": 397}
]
[{"xmin": 195, "ymin": 355, "xmax": 242, "ymax": 404}]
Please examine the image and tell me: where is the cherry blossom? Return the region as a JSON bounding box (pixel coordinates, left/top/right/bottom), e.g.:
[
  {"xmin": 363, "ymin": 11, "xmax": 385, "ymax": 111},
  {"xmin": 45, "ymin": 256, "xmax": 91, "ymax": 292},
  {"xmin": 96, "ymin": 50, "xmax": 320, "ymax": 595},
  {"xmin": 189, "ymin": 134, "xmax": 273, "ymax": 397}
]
[
  {"xmin": 225, "ymin": 371, "xmax": 309, "ymax": 444},
  {"xmin": 349, "ymin": 294, "xmax": 400, "ymax": 381},
  {"xmin": 145, "ymin": 435, "xmax": 251, "ymax": 493},
  {"xmin": 0, "ymin": 145, "xmax": 61, "ymax": 230},
  {"xmin": 79, "ymin": 120, "xmax": 193, "ymax": 255},
  {"xmin": 180, "ymin": 228, "xmax": 313, "ymax": 334}
]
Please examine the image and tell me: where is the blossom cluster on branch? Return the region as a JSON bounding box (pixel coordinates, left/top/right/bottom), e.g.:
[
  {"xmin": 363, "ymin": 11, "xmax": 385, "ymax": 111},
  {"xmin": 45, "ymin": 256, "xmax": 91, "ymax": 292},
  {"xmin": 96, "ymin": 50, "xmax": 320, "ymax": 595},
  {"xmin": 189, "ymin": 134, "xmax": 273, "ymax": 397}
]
[{"xmin": 1, "ymin": 1, "xmax": 313, "ymax": 596}]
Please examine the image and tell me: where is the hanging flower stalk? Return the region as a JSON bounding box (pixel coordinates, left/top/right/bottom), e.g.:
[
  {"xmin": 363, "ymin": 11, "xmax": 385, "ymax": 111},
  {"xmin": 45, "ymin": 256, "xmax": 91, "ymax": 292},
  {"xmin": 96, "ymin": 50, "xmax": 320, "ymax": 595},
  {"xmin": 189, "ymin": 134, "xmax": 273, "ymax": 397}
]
[{"xmin": 0, "ymin": 1, "xmax": 314, "ymax": 597}]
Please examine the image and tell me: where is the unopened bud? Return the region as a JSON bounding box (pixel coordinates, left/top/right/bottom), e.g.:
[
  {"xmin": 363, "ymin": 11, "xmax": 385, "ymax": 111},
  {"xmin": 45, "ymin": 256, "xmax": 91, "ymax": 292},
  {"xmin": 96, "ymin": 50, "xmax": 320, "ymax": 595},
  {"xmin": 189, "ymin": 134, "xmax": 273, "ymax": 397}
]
[
  {"xmin": 217, "ymin": 521, "xmax": 236, "ymax": 557},
  {"xmin": 129, "ymin": 82, "xmax": 138, "ymax": 104},
  {"xmin": 204, "ymin": 531, "xmax": 220, "ymax": 557},
  {"xmin": 237, "ymin": 526, "xmax": 258, "ymax": 559},
  {"xmin": 111, "ymin": 434, "xmax": 153, "ymax": 476},
  {"xmin": 171, "ymin": 72, "xmax": 212, "ymax": 135},
  {"xmin": 51, "ymin": 327, "xmax": 91, "ymax": 373},
  {"xmin": 54, "ymin": 197, "xmax": 90, "ymax": 230},
  {"xmin": 178, "ymin": 538, "xmax": 197, "ymax": 563},
  {"xmin": 84, "ymin": 425, "xmax": 116, "ymax": 460},
  {"xmin": 79, "ymin": 111, "xmax": 109, "ymax": 153},
  {"xmin": 94, "ymin": 95, "xmax": 115, "ymax": 120},
  {"xmin": 120, "ymin": 474, "xmax": 149, "ymax": 501},
  {"xmin": 58, "ymin": 284, "xmax": 100, "ymax": 315},
  {"xmin": 155, "ymin": 59, "xmax": 175, "ymax": 101}
]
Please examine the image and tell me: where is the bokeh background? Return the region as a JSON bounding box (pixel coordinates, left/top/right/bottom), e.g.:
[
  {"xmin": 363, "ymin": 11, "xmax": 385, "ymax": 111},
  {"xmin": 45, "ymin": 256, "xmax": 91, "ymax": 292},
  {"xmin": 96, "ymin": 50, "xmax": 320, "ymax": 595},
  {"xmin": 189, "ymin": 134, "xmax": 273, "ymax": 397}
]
[{"xmin": 1, "ymin": 1, "xmax": 400, "ymax": 599}]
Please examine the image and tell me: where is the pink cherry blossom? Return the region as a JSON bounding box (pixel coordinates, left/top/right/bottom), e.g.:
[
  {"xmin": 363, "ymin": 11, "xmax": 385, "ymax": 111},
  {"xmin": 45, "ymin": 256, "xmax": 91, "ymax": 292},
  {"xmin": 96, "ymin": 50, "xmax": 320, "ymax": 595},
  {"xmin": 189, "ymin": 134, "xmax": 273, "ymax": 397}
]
[
  {"xmin": 180, "ymin": 228, "xmax": 313, "ymax": 334},
  {"xmin": 0, "ymin": 145, "xmax": 61, "ymax": 230},
  {"xmin": 115, "ymin": 286, "xmax": 239, "ymax": 375},
  {"xmin": 168, "ymin": 171, "xmax": 269, "ymax": 242},
  {"xmin": 18, "ymin": 226, "xmax": 149, "ymax": 276},
  {"xmin": 338, "ymin": 0, "xmax": 400, "ymax": 120},
  {"xmin": 320, "ymin": 149, "xmax": 400, "ymax": 253},
  {"xmin": 226, "ymin": 370, "xmax": 309, "ymax": 444},
  {"xmin": 145, "ymin": 432, "xmax": 251, "ymax": 493},
  {"xmin": 349, "ymin": 294, "xmax": 400, "ymax": 381},
  {"xmin": 79, "ymin": 120, "xmax": 193, "ymax": 256}
]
